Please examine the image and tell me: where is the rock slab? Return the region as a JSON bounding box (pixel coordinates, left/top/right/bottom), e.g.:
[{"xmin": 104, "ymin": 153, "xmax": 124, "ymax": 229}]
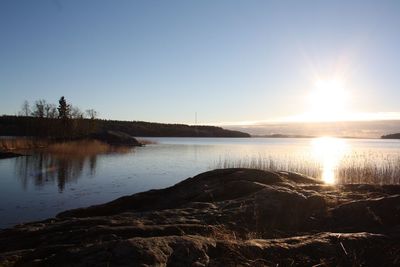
[
  {"xmin": 1, "ymin": 168, "xmax": 399, "ymax": 266},
  {"xmin": 90, "ymin": 130, "xmax": 142, "ymax": 146}
]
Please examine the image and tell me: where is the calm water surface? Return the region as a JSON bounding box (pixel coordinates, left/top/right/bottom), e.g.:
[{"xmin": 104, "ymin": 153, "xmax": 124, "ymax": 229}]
[{"xmin": 1, "ymin": 137, "xmax": 400, "ymax": 228}]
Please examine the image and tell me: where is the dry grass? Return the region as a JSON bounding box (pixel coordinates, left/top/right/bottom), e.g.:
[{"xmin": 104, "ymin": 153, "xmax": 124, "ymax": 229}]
[
  {"xmin": 47, "ymin": 140, "xmax": 132, "ymax": 155},
  {"xmin": 215, "ymin": 156, "xmax": 321, "ymax": 178},
  {"xmin": 214, "ymin": 153, "xmax": 400, "ymax": 184},
  {"xmin": 339, "ymin": 154, "xmax": 400, "ymax": 184},
  {"xmin": 0, "ymin": 138, "xmax": 132, "ymax": 155},
  {"xmin": 209, "ymin": 225, "xmax": 238, "ymax": 241},
  {"xmin": 0, "ymin": 138, "xmax": 49, "ymax": 151}
]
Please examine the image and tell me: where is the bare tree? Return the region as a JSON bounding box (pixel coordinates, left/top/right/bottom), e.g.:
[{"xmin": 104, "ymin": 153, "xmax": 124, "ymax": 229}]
[
  {"xmin": 85, "ymin": 109, "xmax": 98, "ymax": 120},
  {"xmin": 19, "ymin": 100, "xmax": 31, "ymax": 116},
  {"xmin": 31, "ymin": 99, "xmax": 47, "ymax": 118},
  {"xmin": 70, "ymin": 105, "xmax": 84, "ymax": 119},
  {"xmin": 44, "ymin": 103, "xmax": 57, "ymax": 118}
]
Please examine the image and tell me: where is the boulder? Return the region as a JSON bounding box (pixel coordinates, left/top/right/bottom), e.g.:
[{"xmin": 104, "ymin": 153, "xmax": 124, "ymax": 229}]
[{"xmin": 91, "ymin": 130, "xmax": 142, "ymax": 146}]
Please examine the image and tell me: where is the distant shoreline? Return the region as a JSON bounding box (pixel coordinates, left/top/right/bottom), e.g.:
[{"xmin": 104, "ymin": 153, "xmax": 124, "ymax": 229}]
[
  {"xmin": 0, "ymin": 115, "xmax": 251, "ymax": 138},
  {"xmin": 250, "ymin": 134, "xmax": 381, "ymax": 139}
]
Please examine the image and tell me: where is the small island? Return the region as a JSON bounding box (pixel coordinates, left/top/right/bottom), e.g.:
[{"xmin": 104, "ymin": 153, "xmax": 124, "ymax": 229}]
[{"xmin": 381, "ymin": 133, "xmax": 400, "ymax": 139}]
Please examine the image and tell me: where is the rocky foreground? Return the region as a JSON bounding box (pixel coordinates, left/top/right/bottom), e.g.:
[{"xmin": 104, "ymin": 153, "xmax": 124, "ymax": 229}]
[{"xmin": 1, "ymin": 169, "xmax": 399, "ymax": 266}]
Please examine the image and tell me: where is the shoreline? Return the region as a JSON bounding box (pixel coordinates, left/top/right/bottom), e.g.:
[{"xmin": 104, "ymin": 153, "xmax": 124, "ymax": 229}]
[{"xmin": 0, "ymin": 131, "xmax": 143, "ymax": 155}]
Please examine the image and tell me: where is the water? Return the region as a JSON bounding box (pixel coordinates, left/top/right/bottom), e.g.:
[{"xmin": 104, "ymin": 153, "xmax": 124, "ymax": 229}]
[{"xmin": 1, "ymin": 137, "xmax": 400, "ymax": 228}]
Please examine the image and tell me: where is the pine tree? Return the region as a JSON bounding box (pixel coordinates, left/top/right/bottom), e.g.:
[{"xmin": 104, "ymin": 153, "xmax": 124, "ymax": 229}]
[{"xmin": 57, "ymin": 96, "xmax": 70, "ymax": 120}]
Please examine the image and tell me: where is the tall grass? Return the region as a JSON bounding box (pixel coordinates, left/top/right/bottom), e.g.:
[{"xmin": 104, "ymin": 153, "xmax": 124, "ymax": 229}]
[
  {"xmin": 339, "ymin": 153, "xmax": 400, "ymax": 184},
  {"xmin": 0, "ymin": 138, "xmax": 49, "ymax": 151},
  {"xmin": 1, "ymin": 138, "xmax": 132, "ymax": 155},
  {"xmin": 215, "ymin": 155, "xmax": 321, "ymax": 178},
  {"xmin": 47, "ymin": 140, "xmax": 131, "ymax": 155},
  {"xmin": 214, "ymin": 153, "xmax": 400, "ymax": 184}
]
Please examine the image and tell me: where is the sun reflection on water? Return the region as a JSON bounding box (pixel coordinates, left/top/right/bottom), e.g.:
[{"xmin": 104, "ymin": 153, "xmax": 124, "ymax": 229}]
[{"xmin": 311, "ymin": 137, "xmax": 349, "ymax": 184}]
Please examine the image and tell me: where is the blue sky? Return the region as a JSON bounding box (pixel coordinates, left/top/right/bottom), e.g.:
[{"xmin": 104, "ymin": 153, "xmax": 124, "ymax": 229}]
[{"xmin": 1, "ymin": 0, "xmax": 400, "ymax": 124}]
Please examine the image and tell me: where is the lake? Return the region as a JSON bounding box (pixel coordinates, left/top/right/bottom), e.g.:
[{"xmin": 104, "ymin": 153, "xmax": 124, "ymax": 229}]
[{"xmin": 1, "ymin": 137, "xmax": 400, "ymax": 228}]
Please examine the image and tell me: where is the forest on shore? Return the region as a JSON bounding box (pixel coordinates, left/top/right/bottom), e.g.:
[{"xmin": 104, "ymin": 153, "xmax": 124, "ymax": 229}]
[
  {"xmin": 0, "ymin": 97, "xmax": 250, "ymax": 138},
  {"xmin": 0, "ymin": 116, "xmax": 250, "ymax": 138}
]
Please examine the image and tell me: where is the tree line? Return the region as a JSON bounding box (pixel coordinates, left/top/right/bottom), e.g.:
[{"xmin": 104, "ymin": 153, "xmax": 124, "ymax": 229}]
[
  {"xmin": 0, "ymin": 117, "xmax": 250, "ymax": 138},
  {"xmin": 18, "ymin": 97, "xmax": 98, "ymax": 120},
  {"xmin": 0, "ymin": 97, "xmax": 250, "ymax": 138},
  {"xmin": 4, "ymin": 97, "xmax": 99, "ymax": 139}
]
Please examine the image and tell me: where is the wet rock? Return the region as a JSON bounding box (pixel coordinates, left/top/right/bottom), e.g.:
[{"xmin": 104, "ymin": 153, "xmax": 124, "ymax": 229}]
[
  {"xmin": 1, "ymin": 168, "xmax": 399, "ymax": 266},
  {"xmin": 90, "ymin": 130, "xmax": 142, "ymax": 147}
]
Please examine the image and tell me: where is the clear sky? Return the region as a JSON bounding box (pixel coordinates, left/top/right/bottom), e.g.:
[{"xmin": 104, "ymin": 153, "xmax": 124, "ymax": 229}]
[{"xmin": 1, "ymin": 0, "xmax": 400, "ymax": 124}]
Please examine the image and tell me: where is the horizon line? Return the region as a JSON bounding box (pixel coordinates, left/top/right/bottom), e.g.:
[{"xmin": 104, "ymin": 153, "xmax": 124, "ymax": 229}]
[
  {"xmin": 207, "ymin": 112, "xmax": 400, "ymax": 127},
  {"xmin": 3, "ymin": 112, "xmax": 400, "ymax": 127}
]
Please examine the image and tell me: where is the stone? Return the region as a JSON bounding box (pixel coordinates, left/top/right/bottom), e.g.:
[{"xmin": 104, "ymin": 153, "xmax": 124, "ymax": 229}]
[{"xmin": 90, "ymin": 130, "xmax": 142, "ymax": 147}]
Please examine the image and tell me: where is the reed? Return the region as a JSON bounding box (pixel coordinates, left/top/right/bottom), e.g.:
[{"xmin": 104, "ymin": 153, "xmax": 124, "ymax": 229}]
[
  {"xmin": 47, "ymin": 140, "xmax": 132, "ymax": 155},
  {"xmin": 0, "ymin": 138, "xmax": 132, "ymax": 155},
  {"xmin": 338, "ymin": 153, "xmax": 400, "ymax": 184},
  {"xmin": 0, "ymin": 138, "xmax": 49, "ymax": 151},
  {"xmin": 214, "ymin": 153, "xmax": 400, "ymax": 184}
]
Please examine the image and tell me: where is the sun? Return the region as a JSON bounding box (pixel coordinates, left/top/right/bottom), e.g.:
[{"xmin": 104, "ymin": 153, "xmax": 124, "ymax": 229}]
[
  {"xmin": 283, "ymin": 79, "xmax": 352, "ymax": 122},
  {"xmin": 306, "ymin": 79, "xmax": 349, "ymax": 121}
]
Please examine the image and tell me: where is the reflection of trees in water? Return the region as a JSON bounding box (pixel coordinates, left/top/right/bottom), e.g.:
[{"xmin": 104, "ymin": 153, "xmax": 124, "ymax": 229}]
[
  {"xmin": 15, "ymin": 153, "xmax": 98, "ymax": 192},
  {"xmin": 89, "ymin": 155, "xmax": 97, "ymax": 176}
]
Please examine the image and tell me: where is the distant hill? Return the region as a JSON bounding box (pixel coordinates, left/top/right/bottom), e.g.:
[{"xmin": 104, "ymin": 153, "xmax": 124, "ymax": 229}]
[
  {"xmin": 99, "ymin": 119, "xmax": 250, "ymax": 137},
  {"xmin": 226, "ymin": 120, "xmax": 400, "ymax": 139},
  {"xmin": 0, "ymin": 116, "xmax": 250, "ymax": 138},
  {"xmin": 381, "ymin": 133, "xmax": 400, "ymax": 139}
]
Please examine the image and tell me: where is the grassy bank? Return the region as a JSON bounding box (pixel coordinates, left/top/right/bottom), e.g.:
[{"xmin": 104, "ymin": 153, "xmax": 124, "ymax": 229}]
[
  {"xmin": 0, "ymin": 138, "xmax": 49, "ymax": 151},
  {"xmin": 47, "ymin": 140, "xmax": 132, "ymax": 155},
  {"xmin": 0, "ymin": 138, "xmax": 133, "ymax": 156}
]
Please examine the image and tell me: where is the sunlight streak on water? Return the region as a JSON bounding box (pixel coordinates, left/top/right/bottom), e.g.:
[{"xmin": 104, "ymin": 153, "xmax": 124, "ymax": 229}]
[{"xmin": 311, "ymin": 137, "xmax": 349, "ymax": 184}]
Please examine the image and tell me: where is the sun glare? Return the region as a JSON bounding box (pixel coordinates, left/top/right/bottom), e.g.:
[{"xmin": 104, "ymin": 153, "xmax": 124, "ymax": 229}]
[
  {"xmin": 307, "ymin": 79, "xmax": 349, "ymax": 121},
  {"xmin": 311, "ymin": 137, "xmax": 349, "ymax": 184}
]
